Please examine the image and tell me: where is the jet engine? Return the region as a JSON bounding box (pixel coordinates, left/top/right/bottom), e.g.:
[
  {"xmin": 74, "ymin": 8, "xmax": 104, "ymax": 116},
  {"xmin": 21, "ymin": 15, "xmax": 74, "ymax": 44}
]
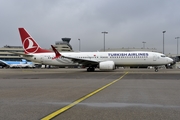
[{"xmin": 99, "ymin": 61, "xmax": 115, "ymax": 70}]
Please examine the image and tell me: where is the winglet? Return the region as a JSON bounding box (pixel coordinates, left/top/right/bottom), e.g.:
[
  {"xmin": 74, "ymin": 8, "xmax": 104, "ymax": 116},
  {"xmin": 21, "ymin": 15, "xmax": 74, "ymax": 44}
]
[{"xmin": 51, "ymin": 45, "xmax": 61, "ymax": 59}]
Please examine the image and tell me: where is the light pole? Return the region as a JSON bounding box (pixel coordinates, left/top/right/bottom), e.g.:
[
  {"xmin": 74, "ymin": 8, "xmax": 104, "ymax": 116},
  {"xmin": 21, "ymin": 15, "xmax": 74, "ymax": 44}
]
[
  {"xmin": 162, "ymin": 31, "xmax": 166, "ymax": 54},
  {"xmin": 78, "ymin": 38, "xmax": 80, "ymax": 51},
  {"xmin": 102, "ymin": 31, "xmax": 108, "ymax": 51},
  {"xmin": 142, "ymin": 41, "xmax": 146, "ymax": 49},
  {"xmin": 175, "ymin": 37, "xmax": 180, "ymax": 55}
]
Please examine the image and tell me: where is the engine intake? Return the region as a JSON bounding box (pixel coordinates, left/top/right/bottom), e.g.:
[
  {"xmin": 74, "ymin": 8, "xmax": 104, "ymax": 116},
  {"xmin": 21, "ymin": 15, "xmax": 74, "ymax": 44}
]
[{"xmin": 99, "ymin": 61, "xmax": 115, "ymax": 70}]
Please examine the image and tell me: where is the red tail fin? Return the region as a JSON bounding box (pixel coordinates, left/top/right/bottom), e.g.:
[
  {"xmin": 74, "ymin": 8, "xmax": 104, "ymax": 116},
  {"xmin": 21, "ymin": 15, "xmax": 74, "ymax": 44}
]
[{"xmin": 18, "ymin": 28, "xmax": 52, "ymax": 54}]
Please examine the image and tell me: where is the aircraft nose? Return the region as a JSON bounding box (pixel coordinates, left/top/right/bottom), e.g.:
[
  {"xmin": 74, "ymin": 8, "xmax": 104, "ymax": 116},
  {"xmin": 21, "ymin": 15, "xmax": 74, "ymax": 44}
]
[{"xmin": 168, "ymin": 57, "xmax": 173, "ymax": 63}]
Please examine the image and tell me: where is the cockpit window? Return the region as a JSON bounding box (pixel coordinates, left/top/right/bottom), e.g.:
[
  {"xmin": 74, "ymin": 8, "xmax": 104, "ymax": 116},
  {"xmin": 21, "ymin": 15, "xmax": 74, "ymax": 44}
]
[{"xmin": 161, "ymin": 55, "xmax": 166, "ymax": 57}]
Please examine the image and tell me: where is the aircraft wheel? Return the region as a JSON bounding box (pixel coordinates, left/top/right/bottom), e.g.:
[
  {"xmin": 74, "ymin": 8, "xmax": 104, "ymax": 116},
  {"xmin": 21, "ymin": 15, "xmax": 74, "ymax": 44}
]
[
  {"xmin": 91, "ymin": 67, "xmax": 95, "ymax": 72},
  {"xmin": 87, "ymin": 67, "xmax": 95, "ymax": 72},
  {"xmin": 155, "ymin": 67, "xmax": 158, "ymax": 72},
  {"xmin": 87, "ymin": 68, "xmax": 91, "ymax": 72}
]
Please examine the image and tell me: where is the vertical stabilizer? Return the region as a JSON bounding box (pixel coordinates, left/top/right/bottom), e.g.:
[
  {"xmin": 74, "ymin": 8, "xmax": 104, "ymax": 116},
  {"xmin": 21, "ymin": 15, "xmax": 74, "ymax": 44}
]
[{"xmin": 18, "ymin": 28, "xmax": 52, "ymax": 54}]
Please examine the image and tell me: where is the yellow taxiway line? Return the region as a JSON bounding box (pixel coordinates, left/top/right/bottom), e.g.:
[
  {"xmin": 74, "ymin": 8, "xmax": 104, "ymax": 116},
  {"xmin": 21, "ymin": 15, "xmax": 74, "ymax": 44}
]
[{"xmin": 41, "ymin": 72, "xmax": 128, "ymax": 120}]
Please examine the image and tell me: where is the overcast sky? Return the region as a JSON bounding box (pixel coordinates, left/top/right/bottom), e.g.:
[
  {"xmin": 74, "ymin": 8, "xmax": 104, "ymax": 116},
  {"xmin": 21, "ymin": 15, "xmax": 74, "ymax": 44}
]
[{"xmin": 0, "ymin": 0, "xmax": 180, "ymax": 54}]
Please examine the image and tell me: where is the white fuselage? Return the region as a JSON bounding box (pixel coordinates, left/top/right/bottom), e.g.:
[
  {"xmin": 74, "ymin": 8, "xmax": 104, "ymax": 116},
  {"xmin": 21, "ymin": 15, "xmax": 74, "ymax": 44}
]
[
  {"xmin": 23, "ymin": 51, "xmax": 173, "ymax": 67},
  {"xmin": 9, "ymin": 63, "xmax": 34, "ymax": 68}
]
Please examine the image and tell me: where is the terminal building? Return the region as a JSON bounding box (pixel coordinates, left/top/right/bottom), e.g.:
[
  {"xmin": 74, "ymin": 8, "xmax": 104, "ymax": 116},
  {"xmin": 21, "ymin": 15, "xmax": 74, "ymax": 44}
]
[{"xmin": 0, "ymin": 45, "xmax": 24, "ymax": 61}]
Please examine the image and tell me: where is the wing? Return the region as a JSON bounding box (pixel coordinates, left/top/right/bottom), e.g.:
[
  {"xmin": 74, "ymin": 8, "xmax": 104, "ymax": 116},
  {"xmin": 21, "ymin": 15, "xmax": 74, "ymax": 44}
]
[
  {"xmin": 51, "ymin": 45, "xmax": 99, "ymax": 66},
  {"xmin": 62, "ymin": 56, "xmax": 99, "ymax": 66}
]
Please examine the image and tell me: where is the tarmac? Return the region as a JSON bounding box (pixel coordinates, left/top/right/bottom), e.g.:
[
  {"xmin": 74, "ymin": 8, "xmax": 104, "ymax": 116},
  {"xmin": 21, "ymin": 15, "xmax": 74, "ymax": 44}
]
[{"xmin": 0, "ymin": 68, "xmax": 180, "ymax": 120}]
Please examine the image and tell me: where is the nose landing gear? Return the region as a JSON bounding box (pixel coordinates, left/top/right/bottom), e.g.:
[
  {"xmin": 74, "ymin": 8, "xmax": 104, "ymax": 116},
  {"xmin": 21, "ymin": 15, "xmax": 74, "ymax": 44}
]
[{"xmin": 154, "ymin": 66, "xmax": 158, "ymax": 72}]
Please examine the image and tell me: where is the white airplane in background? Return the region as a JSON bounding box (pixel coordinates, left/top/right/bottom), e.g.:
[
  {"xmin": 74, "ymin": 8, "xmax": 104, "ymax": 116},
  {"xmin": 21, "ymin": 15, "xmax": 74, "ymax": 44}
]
[
  {"xmin": 0, "ymin": 59, "xmax": 35, "ymax": 68},
  {"xmin": 17, "ymin": 28, "xmax": 173, "ymax": 72}
]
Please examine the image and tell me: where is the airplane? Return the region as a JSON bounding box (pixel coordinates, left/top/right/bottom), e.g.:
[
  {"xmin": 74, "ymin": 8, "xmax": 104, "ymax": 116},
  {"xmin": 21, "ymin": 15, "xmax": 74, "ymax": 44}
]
[
  {"xmin": 17, "ymin": 28, "xmax": 173, "ymax": 72},
  {"xmin": 0, "ymin": 59, "xmax": 35, "ymax": 68},
  {"xmin": 0, "ymin": 60, "xmax": 9, "ymax": 68}
]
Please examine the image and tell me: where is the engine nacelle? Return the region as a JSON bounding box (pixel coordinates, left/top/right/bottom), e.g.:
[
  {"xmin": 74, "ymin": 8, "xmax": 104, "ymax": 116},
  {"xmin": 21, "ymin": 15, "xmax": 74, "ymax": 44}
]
[{"xmin": 99, "ymin": 61, "xmax": 115, "ymax": 70}]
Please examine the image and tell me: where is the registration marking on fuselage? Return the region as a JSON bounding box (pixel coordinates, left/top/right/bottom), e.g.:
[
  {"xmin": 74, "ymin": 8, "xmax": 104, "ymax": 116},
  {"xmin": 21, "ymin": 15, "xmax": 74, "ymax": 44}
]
[{"xmin": 41, "ymin": 72, "xmax": 128, "ymax": 120}]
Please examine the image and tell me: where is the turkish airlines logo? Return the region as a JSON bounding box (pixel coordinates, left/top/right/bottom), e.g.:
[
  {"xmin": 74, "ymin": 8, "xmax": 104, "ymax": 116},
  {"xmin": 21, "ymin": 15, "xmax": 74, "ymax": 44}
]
[{"xmin": 23, "ymin": 37, "xmax": 39, "ymax": 54}]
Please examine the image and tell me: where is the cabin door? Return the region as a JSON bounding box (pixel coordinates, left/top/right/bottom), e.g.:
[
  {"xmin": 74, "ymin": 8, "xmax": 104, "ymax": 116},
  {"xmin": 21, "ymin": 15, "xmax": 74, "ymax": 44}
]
[{"xmin": 153, "ymin": 54, "xmax": 158, "ymax": 61}]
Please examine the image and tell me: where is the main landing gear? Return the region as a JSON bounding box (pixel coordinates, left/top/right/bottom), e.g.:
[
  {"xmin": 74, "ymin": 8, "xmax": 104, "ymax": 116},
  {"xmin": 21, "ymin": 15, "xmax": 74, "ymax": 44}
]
[
  {"xmin": 87, "ymin": 67, "xmax": 95, "ymax": 72},
  {"xmin": 154, "ymin": 66, "xmax": 158, "ymax": 72}
]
